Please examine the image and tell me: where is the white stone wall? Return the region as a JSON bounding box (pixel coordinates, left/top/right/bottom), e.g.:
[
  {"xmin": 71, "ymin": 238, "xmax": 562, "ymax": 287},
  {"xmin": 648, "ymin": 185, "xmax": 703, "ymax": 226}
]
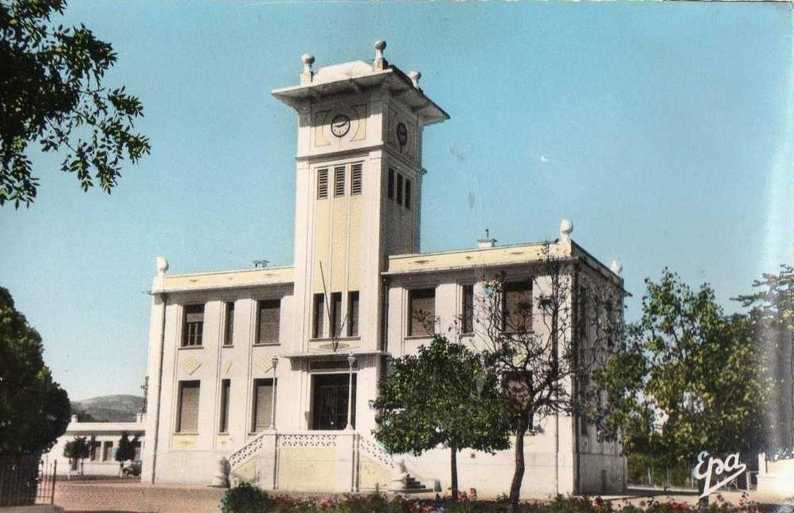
[{"xmin": 43, "ymin": 419, "xmax": 144, "ymax": 478}]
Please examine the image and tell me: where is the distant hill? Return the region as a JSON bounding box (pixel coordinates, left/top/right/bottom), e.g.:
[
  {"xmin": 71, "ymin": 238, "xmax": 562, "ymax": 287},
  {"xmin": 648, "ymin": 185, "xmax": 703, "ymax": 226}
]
[{"xmin": 71, "ymin": 395, "xmax": 144, "ymax": 422}]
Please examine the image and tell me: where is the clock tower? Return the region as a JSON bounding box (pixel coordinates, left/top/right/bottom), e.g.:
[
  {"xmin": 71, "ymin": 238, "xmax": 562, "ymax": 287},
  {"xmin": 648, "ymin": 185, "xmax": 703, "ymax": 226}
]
[{"xmin": 272, "ymin": 41, "xmax": 449, "ymax": 355}]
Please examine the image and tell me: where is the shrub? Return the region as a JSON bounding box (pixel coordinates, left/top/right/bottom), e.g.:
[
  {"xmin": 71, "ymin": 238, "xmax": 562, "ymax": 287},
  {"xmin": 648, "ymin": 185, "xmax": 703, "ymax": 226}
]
[{"xmin": 220, "ymin": 482, "xmax": 270, "ymax": 513}]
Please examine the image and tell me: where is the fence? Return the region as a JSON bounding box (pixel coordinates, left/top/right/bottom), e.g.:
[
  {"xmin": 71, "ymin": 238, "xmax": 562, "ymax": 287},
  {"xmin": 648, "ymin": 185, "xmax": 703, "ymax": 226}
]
[{"xmin": 0, "ymin": 455, "xmax": 57, "ymax": 506}]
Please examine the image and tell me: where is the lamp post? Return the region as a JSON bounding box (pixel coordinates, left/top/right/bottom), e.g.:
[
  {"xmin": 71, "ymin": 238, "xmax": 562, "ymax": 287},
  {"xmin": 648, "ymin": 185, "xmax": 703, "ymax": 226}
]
[
  {"xmin": 345, "ymin": 353, "xmax": 355, "ymax": 430},
  {"xmin": 269, "ymin": 356, "xmax": 278, "ymax": 430}
]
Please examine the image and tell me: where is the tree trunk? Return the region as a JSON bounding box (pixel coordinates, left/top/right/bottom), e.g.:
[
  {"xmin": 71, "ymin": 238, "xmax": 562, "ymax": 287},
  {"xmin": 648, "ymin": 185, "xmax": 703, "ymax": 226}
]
[
  {"xmin": 450, "ymin": 444, "xmax": 459, "ymax": 501},
  {"xmin": 509, "ymin": 423, "xmax": 528, "ymax": 513},
  {"xmin": 696, "ymin": 476, "xmax": 709, "ymax": 512}
]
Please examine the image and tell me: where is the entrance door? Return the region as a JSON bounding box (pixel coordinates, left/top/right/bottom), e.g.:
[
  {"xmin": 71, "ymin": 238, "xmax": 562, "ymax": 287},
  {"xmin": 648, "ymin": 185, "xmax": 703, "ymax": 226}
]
[{"xmin": 311, "ymin": 373, "xmax": 356, "ymax": 430}]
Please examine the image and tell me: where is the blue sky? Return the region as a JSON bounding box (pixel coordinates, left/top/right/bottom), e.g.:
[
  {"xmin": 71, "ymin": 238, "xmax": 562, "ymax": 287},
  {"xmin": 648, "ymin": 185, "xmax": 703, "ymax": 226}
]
[{"xmin": 1, "ymin": 2, "xmax": 791, "ymax": 401}]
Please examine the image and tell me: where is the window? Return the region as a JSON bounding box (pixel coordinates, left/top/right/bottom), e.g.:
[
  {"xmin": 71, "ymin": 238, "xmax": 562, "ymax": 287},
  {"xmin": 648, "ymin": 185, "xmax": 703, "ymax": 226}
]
[
  {"xmin": 313, "ymin": 293, "xmax": 325, "ymax": 338},
  {"xmin": 462, "ymin": 284, "xmax": 474, "ymax": 334},
  {"xmin": 219, "ymin": 379, "xmax": 231, "ymax": 433},
  {"xmin": 396, "ymin": 174, "xmax": 403, "ymax": 205},
  {"xmin": 334, "ymin": 166, "xmax": 345, "ymax": 197},
  {"xmin": 579, "ymin": 373, "xmax": 589, "ymax": 435},
  {"xmin": 351, "ymin": 163, "xmax": 362, "ymax": 195},
  {"xmin": 503, "ymin": 281, "xmax": 532, "ymax": 333},
  {"xmin": 182, "ymin": 304, "xmax": 204, "ymax": 347},
  {"xmin": 256, "ymin": 300, "xmax": 280, "ymax": 345},
  {"xmin": 317, "ymin": 168, "xmax": 328, "ymax": 199},
  {"xmin": 89, "ymin": 441, "xmax": 101, "ymax": 461},
  {"xmin": 223, "ymin": 302, "xmax": 234, "ymax": 346},
  {"xmin": 577, "ymin": 287, "xmax": 589, "ymax": 354},
  {"xmin": 404, "ymin": 178, "xmax": 412, "ymax": 210},
  {"xmin": 330, "ymin": 292, "xmax": 342, "ymax": 337},
  {"xmin": 102, "ymin": 441, "xmax": 114, "ymax": 461},
  {"xmin": 387, "ymin": 169, "xmax": 395, "ymax": 199},
  {"xmin": 252, "ymin": 378, "xmax": 274, "ymax": 433},
  {"xmin": 132, "ymin": 441, "xmax": 142, "ymax": 460},
  {"xmin": 605, "ymin": 301, "xmax": 615, "ymax": 349},
  {"xmin": 409, "ymin": 288, "xmax": 435, "ymax": 337},
  {"xmin": 347, "ymin": 291, "xmax": 359, "ymax": 337},
  {"xmin": 176, "ymin": 381, "xmax": 200, "ymax": 433}
]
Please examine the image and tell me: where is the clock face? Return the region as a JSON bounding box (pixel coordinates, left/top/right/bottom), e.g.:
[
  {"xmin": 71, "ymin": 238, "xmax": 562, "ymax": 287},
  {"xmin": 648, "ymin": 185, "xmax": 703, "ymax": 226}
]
[
  {"xmin": 330, "ymin": 114, "xmax": 351, "ymax": 138},
  {"xmin": 396, "ymin": 122, "xmax": 408, "ymax": 148}
]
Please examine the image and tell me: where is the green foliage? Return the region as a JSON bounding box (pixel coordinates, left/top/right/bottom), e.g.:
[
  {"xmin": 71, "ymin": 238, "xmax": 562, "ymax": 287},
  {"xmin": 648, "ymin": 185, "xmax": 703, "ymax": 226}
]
[
  {"xmin": 734, "ymin": 264, "xmax": 794, "ymax": 453},
  {"xmin": 373, "ymin": 335, "xmax": 510, "ymax": 498},
  {"xmin": 0, "ymin": 286, "xmax": 71, "ymax": 455},
  {"xmin": 219, "ymin": 482, "xmax": 271, "ymax": 513},
  {"xmin": 374, "ymin": 335, "xmax": 509, "ymax": 455},
  {"xmin": 0, "ymin": 0, "xmax": 151, "ymax": 207},
  {"xmin": 595, "ymin": 269, "xmax": 770, "ymax": 466},
  {"xmin": 115, "ymin": 431, "xmax": 138, "ymax": 463},
  {"xmin": 63, "ymin": 435, "xmax": 89, "ymax": 462}
]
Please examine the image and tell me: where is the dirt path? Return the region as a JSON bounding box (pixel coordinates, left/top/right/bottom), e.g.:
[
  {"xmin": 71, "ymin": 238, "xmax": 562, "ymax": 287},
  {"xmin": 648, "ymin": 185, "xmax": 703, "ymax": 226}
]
[{"xmin": 55, "ymin": 481, "xmax": 224, "ymax": 513}]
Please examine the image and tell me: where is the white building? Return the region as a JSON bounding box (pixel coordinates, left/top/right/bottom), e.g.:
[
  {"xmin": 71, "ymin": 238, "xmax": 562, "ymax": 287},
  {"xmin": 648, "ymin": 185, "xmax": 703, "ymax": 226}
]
[
  {"xmin": 141, "ymin": 41, "xmax": 625, "ymax": 497},
  {"xmin": 44, "ymin": 414, "xmax": 145, "ymax": 477}
]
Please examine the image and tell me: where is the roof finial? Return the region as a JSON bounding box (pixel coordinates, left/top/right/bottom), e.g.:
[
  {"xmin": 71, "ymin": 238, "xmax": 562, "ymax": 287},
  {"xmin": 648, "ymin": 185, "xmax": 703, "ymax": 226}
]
[
  {"xmin": 408, "ymin": 70, "xmax": 421, "ymax": 88},
  {"xmin": 374, "ymin": 40, "xmax": 387, "ymax": 70},
  {"xmin": 300, "ymin": 53, "xmax": 315, "ymax": 84},
  {"xmin": 155, "ymin": 256, "xmax": 169, "ymax": 277},
  {"xmin": 478, "ymin": 228, "xmax": 497, "ymax": 249},
  {"xmin": 560, "ymin": 218, "xmax": 573, "ymax": 243}
]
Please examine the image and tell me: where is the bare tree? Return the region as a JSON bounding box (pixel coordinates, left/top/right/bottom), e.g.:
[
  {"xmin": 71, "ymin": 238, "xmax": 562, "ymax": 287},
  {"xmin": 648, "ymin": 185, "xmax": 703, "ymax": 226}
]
[{"xmin": 472, "ymin": 243, "xmax": 622, "ymax": 512}]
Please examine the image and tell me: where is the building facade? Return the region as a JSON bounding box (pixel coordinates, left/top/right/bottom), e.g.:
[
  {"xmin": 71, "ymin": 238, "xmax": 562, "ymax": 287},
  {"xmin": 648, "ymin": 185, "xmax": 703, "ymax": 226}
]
[
  {"xmin": 43, "ymin": 414, "xmax": 145, "ymax": 477},
  {"xmin": 141, "ymin": 42, "xmax": 626, "ymax": 497}
]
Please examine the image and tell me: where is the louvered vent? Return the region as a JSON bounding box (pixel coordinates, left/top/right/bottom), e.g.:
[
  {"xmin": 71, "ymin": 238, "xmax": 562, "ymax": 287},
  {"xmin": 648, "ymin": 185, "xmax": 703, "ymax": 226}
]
[
  {"xmin": 351, "ymin": 163, "xmax": 362, "ymax": 195},
  {"xmin": 334, "ymin": 166, "xmax": 345, "ymax": 197},
  {"xmin": 317, "ymin": 169, "xmax": 328, "ymax": 199}
]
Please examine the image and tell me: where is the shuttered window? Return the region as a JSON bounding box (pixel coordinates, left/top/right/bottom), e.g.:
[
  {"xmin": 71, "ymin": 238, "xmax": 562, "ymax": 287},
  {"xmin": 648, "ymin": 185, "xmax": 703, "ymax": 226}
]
[
  {"xmin": 404, "ymin": 178, "xmax": 412, "ymax": 210},
  {"xmin": 223, "ymin": 302, "xmax": 234, "ymax": 346},
  {"xmin": 219, "ymin": 379, "xmax": 231, "ymax": 433},
  {"xmin": 462, "ymin": 284, "xmax": 474, "ymax": 334},
  {"xmin": 313, "ymin": 293, "xmax": 325, "ymax": 338},
  {"xmin": 387, "ymin": 169, "xmax": 395, "ymax": 199},
  {"xmin": 252, "ymin": 379, "xmax": 274, "ymax": 433},
  {"xmin": 331, "ymin": 292, "xmax": 343, "ymax": 337},
  {"xmin": 256, "ymin": 300, "xmax": 280, "ymax": 344},
  {"xmin": 348, "ymin": 291, "xmax": 359, "ymax": 337},
  {"xmin": 409, "ymin": 288, "xmax": 435, "ymax": 337},
  {"xmin": 396, "ymin": 174, "xmax": 403, "ymax": 205},
  {"xmin": 317, "ymin": 168, "xmax": 328, "ymax": 199},
  {"xmin": 504, "ymin": 281, "xmax": 532, "ymax": 333},
  {"xmin": 351, "ymin": 163, "xmax": 362, "ymax": 195},
  {"xmin": 177, "ymin": 381, "xmax": 200, "ymax": 433},
  {"xmin": 334, "ymin": 166, "xmax": 345, "ymax": 197},
  {"xmin": 182, "ymin": 304, "xmax": 204, "ymax": 347}
]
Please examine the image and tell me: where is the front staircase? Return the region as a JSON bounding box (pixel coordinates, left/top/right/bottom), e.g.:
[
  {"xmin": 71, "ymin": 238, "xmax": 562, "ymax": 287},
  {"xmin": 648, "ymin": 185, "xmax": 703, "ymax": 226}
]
[{"xmin": 227, "ymin": 430, "xmax": 433, "ymax": 493}]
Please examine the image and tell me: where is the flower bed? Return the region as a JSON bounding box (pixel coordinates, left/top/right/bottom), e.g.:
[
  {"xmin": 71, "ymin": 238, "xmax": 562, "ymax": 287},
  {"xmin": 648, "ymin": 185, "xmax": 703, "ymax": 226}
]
[{"xmin": 220, "ymin": 485, "xmax": 779, "ymax": 513}]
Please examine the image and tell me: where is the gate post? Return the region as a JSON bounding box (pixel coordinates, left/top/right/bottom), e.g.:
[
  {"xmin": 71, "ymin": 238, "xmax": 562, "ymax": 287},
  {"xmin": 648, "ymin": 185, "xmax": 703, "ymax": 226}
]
[{"xmin": 51, "ymin": 460, "xmax": 57, "ymax": 505}]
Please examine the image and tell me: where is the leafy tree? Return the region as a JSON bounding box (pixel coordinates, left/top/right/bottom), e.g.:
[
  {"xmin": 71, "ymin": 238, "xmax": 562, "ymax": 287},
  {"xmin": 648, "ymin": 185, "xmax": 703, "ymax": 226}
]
[
  {"xmin": 476, "ymin": 245, "xmax": 622, "ymax": 513},
  {"xmin": 373, "ymin": 335, "xmax": 510, "ymax": 500},
  {"xmin": 596, "ymin": 270, "xmax": 770, "ymax": 501},
  {"xmin": 0, "ymin": 0, "xmax": 151, "ymax": 207},
  {"xmin": 734, "ymin": 264, "xmax": 794, "ymax": 455},
  {"xmin": 115, "ymin": 431, "xmax": 140, "ymax": 474},
  {"xmin": 0, "ymin": 286, "xmax": 71, "ymax": 455},
  {"xmin": 63, "ymin": 435, "xmax": 89, "ymax": 472}
]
